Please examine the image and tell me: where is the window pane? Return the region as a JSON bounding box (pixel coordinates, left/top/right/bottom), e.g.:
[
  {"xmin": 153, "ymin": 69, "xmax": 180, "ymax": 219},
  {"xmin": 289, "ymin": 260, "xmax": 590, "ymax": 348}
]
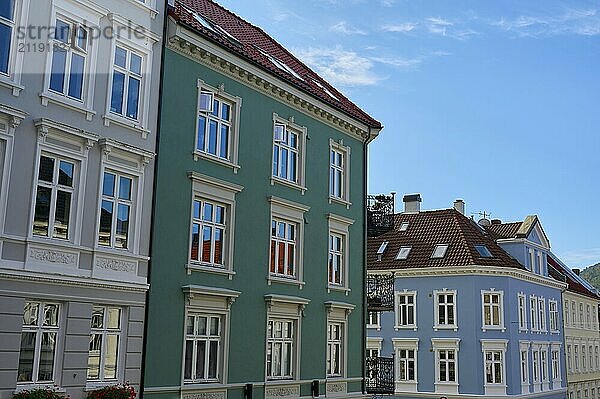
[
  {"xmin": 33, "ymin": 186, "xmax": 52, "ymax": 236},
  {"xmin": 196, "ymin": 341, "xmax": 206, "ymax": 379},
  {"xmin": 202, "ymin": 226, "xmax": 212, "ymax": 262},
  {"xmin": 99, "ymin": 200, "xmax": 113, "ymax": 246},
  {"xmin": 91, "ymin": 307, "xmax": 104, "ymax": 328},
  {"xmin": 126, "ymin": 77, "xmax": 140, "ymax": 119},
  {"xmin": 203, "ymin": 203, "xmax": 213, "ymax": 221},
  {"xmin": 197, "ymin": 316, "xmax": 207, "ymax": 335},
  {"xmin": 38, "ymin": 332, "xmax": 56, "ymax": 381},
  {"xmin": 191, "ymin": 224, "xmax": 200, "ymax": 261},
  {"xmin": 184, "ymin": 341, "xmax": 193, "ymax": 379},
  {"xmin": 118, "ymin": 177, "xmax": 132, "ymax": 201},
  {"xmin": 272, "ymin": 145, "xmax": 279, "ymax": 176},
  {"xmin": 115, "ymin": 47, "xmax": 127, "ymax": 68},
  {"xmin": 222, "ymin": 103, "xmax": 230, "ymax": 121},
  {"xmin": 103, "ymin": 173, "xmax": 116, "ymax": 197},
  {"xmin": 49, "ymin": 48, "xmax": 67, "ymax": 93},
  {"xmin": 68, "ymin": 53, "xmax": 85, "ymax": 99},
  {"xmin": 55, "ymin": 20, "xmax": 70, "ymax": 44},
  {"xmin": 58, "ymin": 161, "xmax": 74, "ymax": 187},
  {"xmin": 75, "ymin": 27, "xmax": 87, "ymax": 51},
  {"xmin": 130, "ymin": 53, "xmax": 142, "ymax": 75},
  {"xmin": 215, "ymin": 206, "xmax": 225, "ymax": 224},
  {"xmin": 0, "ymin": 0, "xmax": 14, "ymax": 21},
  {"xmin": 289, "ymin": 152, "xmax": 297, "ymax": 182},
  {"xmin": 87, "ymin": 334, "xmax": 102, "ymax": 380},
  {"xmin": 214, "ymin": 228, "xmax": 223, "ymax": 265},
  {"xmin": 210, "ymin": 317, "xmax": 219, "ymax": 336},
  {"xmin": 53, "ymin": 190, "xmax": 71, "ymax": 239},
  {"xmin": 208, "ymin": 120, "xmax": 217, "ymax": 155},
  {"xmin": 208, "ymin": 341, "xmax": 218, "ymax": 378},
  {"xmin": 104, "ymin": 334, "xmax": 118, "ymax": 379},
  {"xmin": 280, "ymin": 148, "xmax": 288, "ymax": 178},
  {"xmin": 0, "ymin": 23, "xmax": 12, "ymax": 74},
  {"xmin": 107, "ymin": 308, "xmax": 120, "ymax": 329},
  {"xmin": 110, "ymin": 71, "xmax": 125, "ymax": 114},
  {"xmin": 17, "ymin": 332, "xmax": 36, "ymax": 382},
  {"xmin": 43, "ymin": 304, "xmax": 59, "ymax": 326},
  {"xmin": 23, "ymin": 302, "xmax": 39, "ymax": 326},
  {"xmin": 115, "ymin": 204, "xmax": 130, "ymax": 249},
  {"xmin": 219, "ymin": 125, "xmax": 229, "ymax": 159},
  {"xmin": 197, "ymin": 116, "xmax": 206, "ymax": 151},
  {"xmin": 38, "ymin": 156, "xmax": 55, "ymax": 183}
]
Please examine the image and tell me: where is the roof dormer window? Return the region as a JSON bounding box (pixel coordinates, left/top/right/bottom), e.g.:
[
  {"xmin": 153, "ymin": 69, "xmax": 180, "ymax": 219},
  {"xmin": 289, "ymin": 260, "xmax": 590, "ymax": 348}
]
[
  {"xmin": 432, "ymin": 244, "xmax": 449, "ymax": 259},
  {"xmin": 256, "ymin": 47, "xmax": 304, "ymax": 81},
  {"xmin": 377, "ymin": 241, "xmax": 388, "ymax": 255},
  {"xmin": 475, "ymin": 245, "xmax": 493, "ymax": 258},
  {"xmin": 399, "ymin": 222, "xmax": 409, "ymax": 232},
  {"xmin": 396, "ymin": 247, "xmax": 411, "ymax": 260}
]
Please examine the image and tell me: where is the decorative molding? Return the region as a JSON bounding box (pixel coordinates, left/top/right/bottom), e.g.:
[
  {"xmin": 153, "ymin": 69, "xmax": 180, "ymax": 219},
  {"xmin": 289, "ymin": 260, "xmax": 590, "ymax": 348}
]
[
  {"xmin": 28, "ymin": 248, "xmax": 77, "ymax": 266},
  {"xmin": 326, "ymin": 381, "xmax": 346, "ymax": 395},
  {"xmin": 167, "ymin": 32, "xmax": 379, "ymax": 143},
  {"xmin": 96, "ymin": 257, "xmax": 137, "ymax": 273},
  {"xmin": 265, "ymin": 385, "xmax": 299, "ymax": 399},
  {"xmin": 182, "ymin": 391, "xmax": 225, "ymax": 399}
]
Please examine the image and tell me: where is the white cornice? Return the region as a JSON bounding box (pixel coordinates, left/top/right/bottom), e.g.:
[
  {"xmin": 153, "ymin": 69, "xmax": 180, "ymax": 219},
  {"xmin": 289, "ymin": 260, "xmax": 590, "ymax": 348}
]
[
  {"xmin": 368, "ymin": 265, "xmax": 568, "ymax": 290},
  {"xmin": 167, "ymin": 19, "xmax": 382, "ymax": 143}
]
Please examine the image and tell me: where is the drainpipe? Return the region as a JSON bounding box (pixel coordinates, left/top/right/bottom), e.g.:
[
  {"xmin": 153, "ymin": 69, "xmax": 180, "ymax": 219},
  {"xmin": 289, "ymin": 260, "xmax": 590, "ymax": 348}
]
[
  {"xmin": 362, "ymin": 126, "xmax": 372, "ymax": 395},
  {"xmin": 139, "ymin": 3, "xmax": 170, "ymax": 398}
]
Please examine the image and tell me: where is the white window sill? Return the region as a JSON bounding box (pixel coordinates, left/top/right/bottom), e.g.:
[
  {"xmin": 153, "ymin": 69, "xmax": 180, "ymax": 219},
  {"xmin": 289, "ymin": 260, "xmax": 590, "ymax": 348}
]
[
  {"xmin": 270, "ymin": 176, "xmax": 306, "ymax": 194},
  {"xmin": 366, "ymin": 325, "xmax": 381, "ymax": 331},
  {"xmin": 329, "ymin": 196, "xmax": 351, "ymax": 209},
  {"xmin": 267, "ymin": 275, "xmax": 305, "ymax": 289},
  {"xmin": 40, "ymin": 91, "xmax": 96, "ymax": 121},
  {"xmin": 434, "ymin": 325, "xmax": 458, "ymax": 331},
  {"xmin": 193, "ymin": 150, "xmax": 240, "ymax": 173},
  {"xmin": 127, "ymin": 0, "xmax": 159, "ymax": 18},
  {"xmin": 394, "ymin": 381, "xmax": 418, "ymax": 393},
  {"xmin": 327, "ymin": 284, "xmax": 350, "ymax": 295},
  {"xmin": 394, "ymin": 325, "xmax": 417, "ymax": 331},
  {"xmin": 84, "ymin": 381, "xmax": 121, "ymax": 391},
  {"xmin": 103, "ymin": 113, "xmax": 150, "ymax": 138},
  {"xmin": 482, "ymin": 326, "xmax": 505, "ymax": 332},
  {"xmin": 265, "ymin": 378, "xmax": 297, "ymax": 384},
  {"xmin": 434, "ymin": 382, "xmax": 458, "ymax": 394},
  {"xmin": 484, "ymin": 384, "xmax": 507, "ymax": 396},
  {"xmin": 15, "ymin": 385, "xmax": 65, "ymax": 393},
  {"xmin": 182, "ymin": 380, "xmax": 221, "ymax": 387},
  {"xmin": 94, "ymin": 246, "xmax": 148, "ymax": 261},
  {"xmin": 0, "ymin": 75, "xmax": 23, "ymax": 96},
  {"xmin": 187, "ymin": 262, "xmax": 235, "ymax": 280}
]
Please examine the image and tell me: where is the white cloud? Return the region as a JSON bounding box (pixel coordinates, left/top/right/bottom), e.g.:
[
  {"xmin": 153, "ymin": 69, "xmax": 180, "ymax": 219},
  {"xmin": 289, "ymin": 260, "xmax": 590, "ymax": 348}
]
[
  {"xmin": 492, "ymin": 8, "xmax": 600, "ymax": 37},
  {"xmin": 380, "ymin": 0, "xmax": 396, "ymax": 6},
  {"xmin": 371, "ymin": 56, "xmax": 424, "ymax": 68},
  {"xmin": 381, "ymin": 23, "xmax": 417, "ymax": 33},
  {"xmin": 330, "ymin": 21, "xmax": 367, "ymax": 35},
  {"xmin": 559, "ymin": 248, "xmax": 600, "ymax": 268},
  {"xmin": 294, "ymin": 47, "xmax": 381, "ymax": 87}
]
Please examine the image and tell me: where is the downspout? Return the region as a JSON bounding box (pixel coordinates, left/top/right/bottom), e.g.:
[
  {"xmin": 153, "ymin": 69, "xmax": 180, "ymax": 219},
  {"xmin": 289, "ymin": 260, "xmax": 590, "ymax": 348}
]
[
  {"xmin": 362, "ymin": 126, "xmax": 372, "ymax": 395},
  {"xmin": 139, "ymin": 3, "xmax": 170, "ymax": 398}
]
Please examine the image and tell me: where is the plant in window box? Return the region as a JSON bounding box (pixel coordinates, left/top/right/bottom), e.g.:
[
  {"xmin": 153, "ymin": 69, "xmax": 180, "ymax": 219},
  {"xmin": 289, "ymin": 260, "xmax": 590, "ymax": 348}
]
[
  {"xmin": 13, "ymin": 387, "xmax": 69, "ymax": 399},
  {"xmin": 86, "ymin": 384, "xmax": 136, "ymax": 399}
]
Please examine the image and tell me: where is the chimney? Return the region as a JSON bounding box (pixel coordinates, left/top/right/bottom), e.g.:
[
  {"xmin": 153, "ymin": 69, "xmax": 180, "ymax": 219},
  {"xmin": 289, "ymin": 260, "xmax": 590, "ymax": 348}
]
[
  {"xmin": 573, "ymin": 268, "xmax": 581, "ymax": 276},
  {"xmin": 453, "ymin": 199, "xmax": 465, "ymax": 215},
  {"xmin": 491, "ymin": 219, "xmax": 502, "ymax": 225},
  {"xmin": 403, "ymin": 194, "xmax": 422, "ymax": 213}
]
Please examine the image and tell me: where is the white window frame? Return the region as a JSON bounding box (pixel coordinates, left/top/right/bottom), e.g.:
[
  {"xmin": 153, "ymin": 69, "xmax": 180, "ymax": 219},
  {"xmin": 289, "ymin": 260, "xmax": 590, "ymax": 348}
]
[
  {"xmin": 575, "ymin": 345, "xmax": 579, "ymax": 372},
  {"xmin": 395, "ymin": 290, "xmax": 417, "ymax": 331},
  {"xmin": 481, "ymin": 339, "xmax": 508, "ymax": 396},
  {"xmin": 519, "ymin": 341, "xmax": 530, "ymax": 394},
  {"xmin": 267, "ymin": 197, "xmax": 308, "ymax": 288},
  {"xmin": 325, "ymin": 301, "xmax": 353, "ymax": 380},
  {"xmin": 0, "ymin": 108, "xmax": 25, "ymax": 238},
  {"xmin": 327, "ymin": 213, "xmax": 354, "ymax": 294},
  {"xmin": 16, "ymin": 301, "xmax": 61, "ymax": 385},
  {"xmin": 270, "ymin": 113, "xmax": 307, "ymax": 193},
  {"xmin": 433, "ymin": 289, "xmax": 457, "ymax": 331},
  {"xmin": 264, "ymin": 294, "xmax": 310, "ymax": 382},
  {"xmin": 181, "ymin": 285, "xmax": 239, "ymax": 385},
  {"xmin": 93, "ymin": 139, "xmax": 152, "ymax": 259},
  {"xmin": 539, "ymin": 297, "xmax": 547, "ymax": 332},
  {"xmin": 28, "ymin": 119, "xmax": 97, "ymax": 248},
  {"xmin": 0, "ymin": 0, "xmax": 30, "ymax": 96},
  {"xmin": 481, "ymin": 290, "xmax": 505, "ymax": 331},
  {"xmin": 518, "ymin": 293, "xmax": 528, "ymax": 332},
  {"xmin": 541, "ymin": 346, "xmax": 549, "ymax": 389},
  {"xmin": 432, "ymin": 338, "xmax": 459, "ymax": 394},
  {"xmin": 328, "ymin": 138, "xmax": 351, "ymax": 207},
  {"xmin": 392, "ymin": 338, "xmax": 419, "ymax": 393},
  {"xmin": 564, "ymin": 300, "xmax": 570, "ymax": 326},
  {"xmin": 587, "ymin": 304, "xmax": 592, "ymax": 329},
  {"xmin": 193, "ymin": 80, "xmax": 242, "ymax": 171},
  {"xmin": 530, "ymin": 296, "xmax": 539, "ymax": 332},
  {"xmin": 87, "ymin": 305, "xmax": 123, "ymax": 383},
  {"xmin": 549, "ymin": 300, "xmax": 559, "ymax": 332},
  {"xmin": 366, "ymin": 311, "xmax": 380, "ymax": 330},
  {"xmin": 580, "ymin": 303, "xmax": 585, "ymax": 328},
  {"xmin": 41, "ymin": 1, "xmax": 104, "ymax": 120},
  {"xmin": 572, "ymin": 301, "xmax": 577, "ymax": 327},
  {"xmin": 187, "ymin": 172, "xmax": 242, "ymax": 278},
  {"xmin": 567, "ymin": 344, "xmax": 572, "ymax": 372}
]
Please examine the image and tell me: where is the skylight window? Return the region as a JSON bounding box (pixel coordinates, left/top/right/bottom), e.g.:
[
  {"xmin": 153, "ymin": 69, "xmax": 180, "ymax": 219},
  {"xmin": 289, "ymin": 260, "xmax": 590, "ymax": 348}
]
[
  {"xmin": 475, "ymin": 245, "xmax": 493, "ymax": 258},
  {"xmin": 311, "ymin": 78, "xmax": 340, "ymax": 101},
  {"xmin": 188, "ymin": 9, "xmax": 242, "ymax": 47},
  {"xmin": 396, "ymin": 247, "xmax": 411, "ymax": 260},
  {"xmin": 256, "ymin": 47, "xmax": 304, "ymax": 81},
  {"xmin": 192, "ymin": 13, "xmax": 215, "ymax": 32},
  {"xmin": 399, "ymin": 222, "xmax": 409, "ymax": 232},
  {"xmin": 377, "ymin": 241, "xmax": 389, "ymax": 255},
  {"xmin": 432, "ymin": 244, "xmax": 449, "ymax": 259}
]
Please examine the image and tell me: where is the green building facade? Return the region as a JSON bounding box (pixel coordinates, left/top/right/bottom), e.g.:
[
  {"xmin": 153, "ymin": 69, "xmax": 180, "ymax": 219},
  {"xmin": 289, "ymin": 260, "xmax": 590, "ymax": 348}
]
[{"xmin": 143, "ymin": 2, "xmax": 382, "ymax": 399}]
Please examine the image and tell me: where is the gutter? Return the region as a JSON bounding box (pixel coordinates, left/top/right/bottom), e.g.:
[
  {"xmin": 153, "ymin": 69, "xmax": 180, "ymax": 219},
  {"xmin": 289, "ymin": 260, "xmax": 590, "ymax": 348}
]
[{"xmin": 361, "ymin": 126, "xmax": 371, "ymax": 395}]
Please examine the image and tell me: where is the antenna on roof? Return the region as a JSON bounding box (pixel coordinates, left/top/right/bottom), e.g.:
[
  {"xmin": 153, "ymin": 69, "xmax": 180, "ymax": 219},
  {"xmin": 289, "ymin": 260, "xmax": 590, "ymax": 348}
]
[{"xmin": 475, "ymin": 211, "xmax": 492, "ymax": 227}]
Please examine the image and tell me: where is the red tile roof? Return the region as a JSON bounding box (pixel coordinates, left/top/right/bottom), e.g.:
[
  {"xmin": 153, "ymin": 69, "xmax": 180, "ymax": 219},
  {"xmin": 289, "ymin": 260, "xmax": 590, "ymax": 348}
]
[
  {"xmin": 169, "ymin": 0, "xmax": 383, "ymax": 129},
  {"xmin": 368, "ymin": 209, "xmax": 526, "ymax": 271},
  {"xmin": 547, "ymin": 255, "xmax": 600, "ymax": 300},
  {"xmin": 486, "ymin": 221, "xmax": 522, "ymax": 240}
]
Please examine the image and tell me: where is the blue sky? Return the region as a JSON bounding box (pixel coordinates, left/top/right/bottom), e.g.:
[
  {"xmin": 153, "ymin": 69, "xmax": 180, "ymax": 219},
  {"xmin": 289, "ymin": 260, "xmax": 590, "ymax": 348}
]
[{"xmin": 218, "ymin": 0, "xmax": 600, "ymax": 269}]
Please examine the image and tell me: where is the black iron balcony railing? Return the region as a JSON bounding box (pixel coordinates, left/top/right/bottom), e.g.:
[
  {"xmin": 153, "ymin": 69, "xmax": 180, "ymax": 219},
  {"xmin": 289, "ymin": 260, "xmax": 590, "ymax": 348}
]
[
  {"xmin": 367, "ymin": 193, "xmax": 395, "ymax": 237},
  {"xmin": 365, "ymin": 356, "xmax": 395, "ymax": 394},
  {"xmin": 366, "ymin": 274, "xmax": 394, "ymax": 311}
]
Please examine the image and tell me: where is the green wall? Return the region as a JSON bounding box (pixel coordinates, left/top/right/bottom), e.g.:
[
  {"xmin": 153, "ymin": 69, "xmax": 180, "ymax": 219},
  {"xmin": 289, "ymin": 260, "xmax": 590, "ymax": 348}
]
[{"xmin": 144, "ymin": 48, "xmax": 367, "ymax": 396}]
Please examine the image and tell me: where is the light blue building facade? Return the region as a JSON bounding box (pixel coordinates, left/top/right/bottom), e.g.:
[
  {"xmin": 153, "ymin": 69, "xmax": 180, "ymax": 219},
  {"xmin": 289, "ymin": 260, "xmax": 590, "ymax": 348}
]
[{"xmin": 366, "ymin": 198, "xmax": 568, "ymax": 399}]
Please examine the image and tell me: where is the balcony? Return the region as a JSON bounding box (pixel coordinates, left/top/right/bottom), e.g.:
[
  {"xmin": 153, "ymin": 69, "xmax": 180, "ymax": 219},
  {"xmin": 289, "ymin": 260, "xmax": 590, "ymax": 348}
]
[
  {"xmin": 366, "ymin": 274, "xmax": 394, "ymax": 311},
  {"xmin": 367, "ymin": 193, "xmax": 395, "ymax": 237},
  {"xmin": 365, "ymin": 356, "xmax": 395, "ymax": 394}
]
